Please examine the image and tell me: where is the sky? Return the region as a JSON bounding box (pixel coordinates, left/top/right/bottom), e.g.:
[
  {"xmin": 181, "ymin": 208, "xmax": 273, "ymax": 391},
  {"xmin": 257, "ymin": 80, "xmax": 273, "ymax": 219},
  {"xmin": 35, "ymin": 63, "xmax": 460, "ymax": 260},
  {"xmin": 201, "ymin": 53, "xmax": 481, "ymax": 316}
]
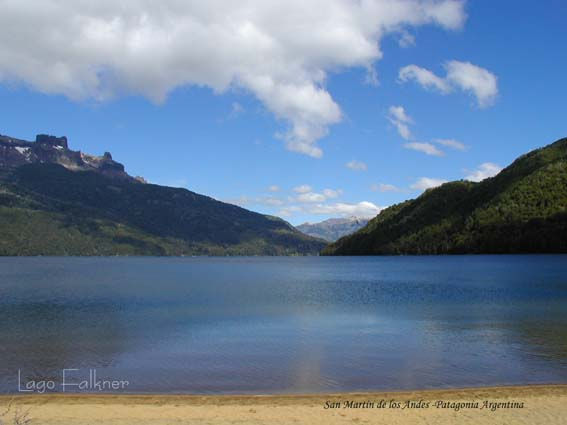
[{"xmin": 0, "ymin": 0, "xmax": 565, "ymax": 225}]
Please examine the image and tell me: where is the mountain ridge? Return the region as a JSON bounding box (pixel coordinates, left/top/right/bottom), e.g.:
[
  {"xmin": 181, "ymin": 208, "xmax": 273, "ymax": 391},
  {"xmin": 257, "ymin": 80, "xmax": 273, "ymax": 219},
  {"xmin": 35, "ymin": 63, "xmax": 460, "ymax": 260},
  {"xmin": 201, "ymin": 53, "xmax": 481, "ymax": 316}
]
[
  {"xmin": 296, "ymin": 216, "xmax": 369, "ymax": 242},
  {"xmin": 0, "ymin": 133, "xmax": 325, "ymax": 256},
  {"xmin": 0, "ymin": 133, "xmax": 146, "ymax": 182}
]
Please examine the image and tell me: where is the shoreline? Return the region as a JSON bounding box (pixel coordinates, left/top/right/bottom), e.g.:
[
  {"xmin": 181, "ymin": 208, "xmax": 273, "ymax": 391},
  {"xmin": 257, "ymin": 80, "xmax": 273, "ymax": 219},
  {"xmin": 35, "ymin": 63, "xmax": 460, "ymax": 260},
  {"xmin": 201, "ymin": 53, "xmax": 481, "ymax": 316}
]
[
  {"xmin": 2, "ymin": 384, "xmax": 566, "ymax": 424},
  {"xmin": 2, "ymin": 383, "xmax": 567, "ymax": 401}
]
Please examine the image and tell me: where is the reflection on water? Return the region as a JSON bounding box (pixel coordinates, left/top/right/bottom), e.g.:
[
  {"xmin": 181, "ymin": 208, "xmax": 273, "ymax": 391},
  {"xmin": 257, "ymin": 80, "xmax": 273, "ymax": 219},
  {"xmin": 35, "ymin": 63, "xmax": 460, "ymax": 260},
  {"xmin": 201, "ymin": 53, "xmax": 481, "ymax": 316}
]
[{"xmin": 0, "ymin": 255, "xmax": 566, "ymax": 393}]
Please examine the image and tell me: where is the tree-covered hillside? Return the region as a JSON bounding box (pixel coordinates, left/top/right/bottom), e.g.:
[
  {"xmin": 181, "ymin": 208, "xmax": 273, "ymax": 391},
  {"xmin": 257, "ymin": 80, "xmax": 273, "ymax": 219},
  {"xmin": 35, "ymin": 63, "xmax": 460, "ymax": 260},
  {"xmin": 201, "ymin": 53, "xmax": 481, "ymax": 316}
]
[
  {"xmin": 323, "ymin": 138, "xmax": 567, "ymax": 255},
  {"xmin": 0, "ymin": 164, "xmax": 325, "ymax": 256}
]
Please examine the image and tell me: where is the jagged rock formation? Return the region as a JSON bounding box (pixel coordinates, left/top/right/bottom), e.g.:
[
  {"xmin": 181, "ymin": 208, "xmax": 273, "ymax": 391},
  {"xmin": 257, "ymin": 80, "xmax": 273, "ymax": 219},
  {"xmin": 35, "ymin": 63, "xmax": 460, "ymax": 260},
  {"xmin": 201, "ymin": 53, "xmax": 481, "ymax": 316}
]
[{"xmin": 0, "ymin": 134, "xmax": 135, "ymax": 181}]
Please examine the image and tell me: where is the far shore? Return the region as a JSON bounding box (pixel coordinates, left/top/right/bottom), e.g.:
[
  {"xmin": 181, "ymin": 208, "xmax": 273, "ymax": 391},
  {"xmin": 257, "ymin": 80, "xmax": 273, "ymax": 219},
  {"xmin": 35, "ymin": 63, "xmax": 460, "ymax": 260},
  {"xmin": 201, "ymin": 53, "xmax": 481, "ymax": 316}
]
[{"xmin": 1, "ymin": 384, "xmax": 566, "ymax": 424}]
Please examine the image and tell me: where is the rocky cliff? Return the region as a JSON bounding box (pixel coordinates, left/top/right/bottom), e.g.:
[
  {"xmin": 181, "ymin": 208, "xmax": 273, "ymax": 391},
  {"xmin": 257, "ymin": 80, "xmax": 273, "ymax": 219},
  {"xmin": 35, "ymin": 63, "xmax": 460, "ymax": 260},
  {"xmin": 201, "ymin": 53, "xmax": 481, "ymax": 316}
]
[{"xmin": 0, "ymin": 134, "xmax": 138, "ymax": 181}]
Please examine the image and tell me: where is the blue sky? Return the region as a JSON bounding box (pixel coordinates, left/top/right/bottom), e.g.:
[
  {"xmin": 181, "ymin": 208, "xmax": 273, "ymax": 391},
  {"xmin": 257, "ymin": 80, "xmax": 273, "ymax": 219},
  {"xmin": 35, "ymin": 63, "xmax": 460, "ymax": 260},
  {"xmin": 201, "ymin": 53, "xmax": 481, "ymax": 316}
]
[{"xmin": 0, "ymin": 0, "xmax": 565, "ymax": 225}]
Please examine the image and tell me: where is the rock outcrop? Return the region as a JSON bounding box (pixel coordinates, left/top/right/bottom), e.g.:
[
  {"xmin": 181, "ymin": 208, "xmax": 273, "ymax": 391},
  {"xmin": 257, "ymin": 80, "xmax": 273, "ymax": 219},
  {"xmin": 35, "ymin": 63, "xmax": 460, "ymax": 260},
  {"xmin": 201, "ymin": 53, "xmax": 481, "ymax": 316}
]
[{"xmin": 0, "ymin": 133, "xmax": 138, "ymax": 181}]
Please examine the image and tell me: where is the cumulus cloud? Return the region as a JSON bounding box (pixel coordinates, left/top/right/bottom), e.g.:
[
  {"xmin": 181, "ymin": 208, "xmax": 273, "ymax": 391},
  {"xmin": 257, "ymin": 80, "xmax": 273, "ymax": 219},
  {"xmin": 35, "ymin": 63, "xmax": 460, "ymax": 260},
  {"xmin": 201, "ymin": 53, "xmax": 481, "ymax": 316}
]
[
  {"xmin": 225, "ymin": 195, "xmax": 284, "ymax": 207},
  {"xmin": 233, "ymin": 184, "xmax": 377, "ymax": 219},
  {"xmin": 297, "ymin": 192, "xmax": 327, "ymax": 203},
  {"xmin": 371, "ymin": 183, "xmax": 400, "ymax": 192},
  {"xmin": 307, "ymin": 201, "xmax": 382, "ymax": 218},
  {"xmin": 410, "ymin": 177, "xmax": 448, "ymax": 191},
  {"xmin": 398, "ymin": 64, "xmax": 451, "ymax": 93},
  {"xmin": 465, "ymin": 162, "xmax": 502, "ymax": 182},
  {"xmin": 0, "ymin": 0, "xmax": 466, "ymax": 157},
  {"xmin": 398, "ymin": 60, "xmax": 498, "ymax": 107},
  {"xmin": 346, "ymin": 160, "xmax": 368, "ymax": 171},
  {"xmin": 267, "ymin": 185, "xmax": 280, "ymax": 192},
  {"xmin": 404, "ymin": 142, "xmax": 444, "ymax": 156},
  {"xmin": 281, "ymin": 201, "xmax": 382, "ymax": 218},
  {"xmin": 281, "ymin": 201, "xmax": 383, "ymax": 219},
  {"xmin": 445, "ymin": 61, "xmax": 498, "ymax": 107},
  {"xmin": 296, "ymin": 187, "xmax": 343, "ymax": 203},
  {"xmin": 434, "ymin": 138, "xmax": 467, "ymax": 151},
  {"xmin": 293, "ymin": 184, "xmax": 312, "ymax": 194},
  {"xmin": 387, "ymin": 105, "xmax": 413, "ymax": 140},
  {"xmin": 322, "ymin": 188, "xmax": 343, "ymax": 198}
]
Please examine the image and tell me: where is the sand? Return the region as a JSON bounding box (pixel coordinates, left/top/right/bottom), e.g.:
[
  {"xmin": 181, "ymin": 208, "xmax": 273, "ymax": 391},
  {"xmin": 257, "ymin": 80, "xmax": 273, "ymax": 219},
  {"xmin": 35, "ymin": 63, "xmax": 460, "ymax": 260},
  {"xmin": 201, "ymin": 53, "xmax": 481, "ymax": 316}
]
[{"xmin": 1, "ymin": 385, "xmax": 566, "ymax": 425}]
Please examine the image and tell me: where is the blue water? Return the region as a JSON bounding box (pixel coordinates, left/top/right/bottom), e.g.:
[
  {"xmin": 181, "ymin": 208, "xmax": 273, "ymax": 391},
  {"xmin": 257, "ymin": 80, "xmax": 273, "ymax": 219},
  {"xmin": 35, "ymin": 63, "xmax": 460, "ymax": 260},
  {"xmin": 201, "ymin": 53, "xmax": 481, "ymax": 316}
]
[{"xmin": 0, "ymin": 256, "xmax": 566, "ymax": 394}]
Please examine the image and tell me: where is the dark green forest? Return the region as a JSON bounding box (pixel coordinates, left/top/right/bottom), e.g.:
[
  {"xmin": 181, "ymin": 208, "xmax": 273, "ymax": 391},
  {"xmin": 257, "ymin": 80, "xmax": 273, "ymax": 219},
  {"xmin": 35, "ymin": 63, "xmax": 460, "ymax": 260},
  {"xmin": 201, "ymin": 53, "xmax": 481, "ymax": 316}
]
[
  {"xmin": 0, "ymin": 164, "xmax": 325, "ymax": 256},
  {"xmin": 323, "ymin": 138, "xmax": 567, "ymax": 255}
]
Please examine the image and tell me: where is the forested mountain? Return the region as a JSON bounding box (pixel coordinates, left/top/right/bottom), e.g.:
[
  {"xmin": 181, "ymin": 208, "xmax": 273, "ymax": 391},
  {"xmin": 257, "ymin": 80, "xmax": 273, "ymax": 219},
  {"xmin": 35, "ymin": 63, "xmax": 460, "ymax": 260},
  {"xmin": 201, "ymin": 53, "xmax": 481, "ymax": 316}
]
[
  {"xmin": 0, "ymin": 133, "xmax": 325, "ymax": 256},
  {"xmin": 323, "ymin": 138, "xmax": 567, "ymax": 255}
]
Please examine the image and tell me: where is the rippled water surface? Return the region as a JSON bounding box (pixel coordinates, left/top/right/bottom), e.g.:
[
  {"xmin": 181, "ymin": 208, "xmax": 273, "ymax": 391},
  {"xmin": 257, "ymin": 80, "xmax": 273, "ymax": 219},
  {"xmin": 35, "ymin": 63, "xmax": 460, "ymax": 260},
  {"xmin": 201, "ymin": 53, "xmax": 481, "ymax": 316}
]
[{"xmin": 1, "ymin": 256, "xmax": 566, "ymax": 394}]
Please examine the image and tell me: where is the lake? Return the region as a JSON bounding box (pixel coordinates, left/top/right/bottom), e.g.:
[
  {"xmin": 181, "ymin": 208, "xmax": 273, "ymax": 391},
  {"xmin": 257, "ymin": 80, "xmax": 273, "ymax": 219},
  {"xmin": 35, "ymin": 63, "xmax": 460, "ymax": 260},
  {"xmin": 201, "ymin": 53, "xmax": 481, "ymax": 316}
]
[{"xmin": 1, "ymin": 255, "xmax": 566, "ymax": 394}]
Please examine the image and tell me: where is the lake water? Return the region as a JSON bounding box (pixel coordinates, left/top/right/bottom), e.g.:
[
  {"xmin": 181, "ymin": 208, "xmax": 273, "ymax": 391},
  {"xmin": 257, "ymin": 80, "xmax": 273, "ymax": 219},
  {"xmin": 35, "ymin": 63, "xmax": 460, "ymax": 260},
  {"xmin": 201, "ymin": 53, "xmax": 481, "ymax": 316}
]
[{"xmin": 1, "ymin": 256, "xmax": 566, "ymax": 394}]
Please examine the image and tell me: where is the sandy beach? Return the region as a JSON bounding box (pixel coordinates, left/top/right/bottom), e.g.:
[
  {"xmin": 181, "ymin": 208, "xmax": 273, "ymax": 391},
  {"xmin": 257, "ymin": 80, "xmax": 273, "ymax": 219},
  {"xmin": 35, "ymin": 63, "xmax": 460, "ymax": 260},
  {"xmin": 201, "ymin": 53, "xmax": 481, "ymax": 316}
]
[{"xmin": 1, "ymin": 385, "xmax": 565, "ymax": 425}]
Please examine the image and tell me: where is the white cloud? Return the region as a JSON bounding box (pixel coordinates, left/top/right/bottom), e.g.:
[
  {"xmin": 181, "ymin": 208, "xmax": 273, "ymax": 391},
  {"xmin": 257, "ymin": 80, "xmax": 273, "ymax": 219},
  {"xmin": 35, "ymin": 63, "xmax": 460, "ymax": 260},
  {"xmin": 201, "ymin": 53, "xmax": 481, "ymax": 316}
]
[
  {"xmin": 226, "ymin": 195, "xmax": 286, "ymax": 207},
  {"xmin": 404, "ymin": 142, "xmax": 444, "ymax": 156},
  {"xmin": 398, "ymin": 64, "xmax": 451, "ymax": 93},
  {"xmin": 387, "ymin": 105, "xmax": 413, "ymax": 140},
  {"xmin": 388, "ymin": 105, "xmax": 412, "ymax": 123},
  {"xmin": 465, "ymin": 162, "xmax": 502, "ymax": 182},
  {"xmin": 398, "ymin": 31, "xmax": 416, "ymax": 48},
  {"xmin": 230, "ymin": 101, "xmax": 245, "ymax": 117},
  {"xmin": 322, "ymin": 188, "xmax": 343, "ymax": 198},
  {"xmin": 410, "ymin": 177, "xmax": 448, "ymax": 191},
  {"xmin": 346, "ymin": 160, "xmax": 368, "ymax": 171},
  {"xmin": 364, "ymin": 66, "xmax": 379, "ymax": 87},
  {"xmin": 445, "ymin": 61, "xmax": 499, "ymax": 107},
  {"xmin": 297, "ymin": 192, "xmax": 327, "ymax": 203},
  {"xmin": 387, "ymin": 107, "xmax": 464, "ymax": 157},
  {"xmin": 267, "ymin": 185, "xmax": 280, "ymax": 192},
  {"xmin": 278, "ymin": 205, "xmax": 302, "ymax": 217},
  {"xmin": 394, "ymin": 122, "xmax": 412, "ymax": 140},
  {"xmin": 398, "ymin": 60, "xmax": 498, "ymax": 107},
  {"xmin": 293, "ymin": 187, "xmax": 343, "ymax": 203},
  {"xmin": 278, "ymin": 188, "xmax": 380, "ymax": 218},
  {"xmin": 0, "ymin": 1, "xmax": 466, "ymax": 157},
  {"xmin": 371, "ymin": 183, "xmax": 399, "ymax": 192},
  {"xmin": 293, "ymin": 184, "xmax": 312, "ymax": 194},
  {"xmin": 434, "ymin": 138, "xmax": 467, "ymax": 151},
  {"xmin": 308, "ymin": 201, "xmax": 382, "ymax": 218}
]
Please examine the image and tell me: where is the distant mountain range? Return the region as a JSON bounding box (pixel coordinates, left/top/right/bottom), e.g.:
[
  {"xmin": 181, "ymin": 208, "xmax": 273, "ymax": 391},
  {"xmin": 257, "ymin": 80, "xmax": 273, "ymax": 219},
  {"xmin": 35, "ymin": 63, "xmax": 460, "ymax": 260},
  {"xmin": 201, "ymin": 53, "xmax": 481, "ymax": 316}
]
[
  {"xmin": 323, "ymin": 137, "xmax": 567, "ymax": 255},
  {"xmin": 0, "ymin": 133, "xmax": 325, "ymax": 256},
  {"xmin": 296, "ymin": 217, "xmax": 369, "ymax": 242}
]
